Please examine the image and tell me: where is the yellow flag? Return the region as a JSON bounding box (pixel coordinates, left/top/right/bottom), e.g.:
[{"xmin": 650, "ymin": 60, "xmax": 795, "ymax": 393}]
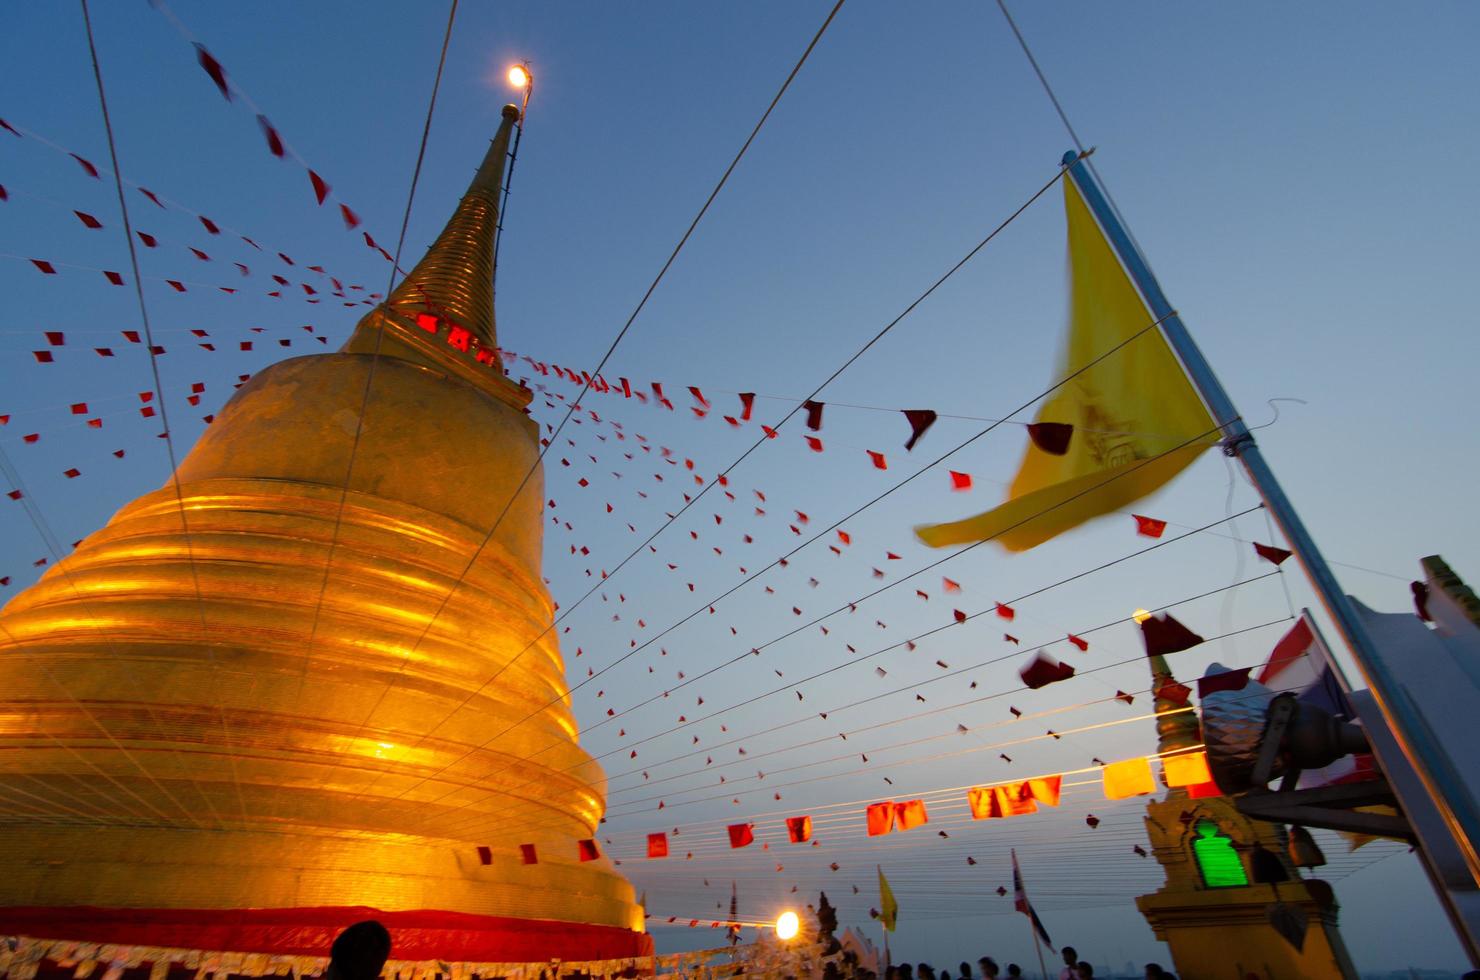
[
  {"xmin": 877, "ymin": 865, "xmax": 898, "ymax": 932},
  {"xmin": 916, "ymin": 178, "xmax": 1219, "ymax": 551}
]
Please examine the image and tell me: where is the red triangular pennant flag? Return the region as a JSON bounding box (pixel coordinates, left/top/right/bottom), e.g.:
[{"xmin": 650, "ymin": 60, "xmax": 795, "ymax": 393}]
[
  {"xmin": 727, "ymin": 824, "xmax": 754, "ymax": 849},
  {"xmin": 194, "ymin": 43, "xmax": 231, "ymax": 100},
  {"xmin": 1197, "ymin": 666, "xmax": 1253, "ymax": 698},
  {"xmin": 257, "ymin": 114, "xmax": 285, "ymax": 157},
  {"xmin": 1026, "ymin": 421, "xmax": 1074, "ymax": 455},
  {"xmin": 1140, "ymin": 612, "xmax": 1205, "ymax": 657},
  {"xmin": 1019, "ymin": 651, "xmax": 1075, "ymax": 690},
  {"xmin": 309, "ymin": 169, "xmax": 330, "ymax": 205},
  {"xmin": 902, "ymin": 409, "xmax": 937, "ymax": 451},
  {"xmin": 1254, "ymin": 542, "xmax": 1292, "ymax": 566},
  {"xmin": 1133, "ymin": 514, "xmax": 1167, "ymax": 538}
]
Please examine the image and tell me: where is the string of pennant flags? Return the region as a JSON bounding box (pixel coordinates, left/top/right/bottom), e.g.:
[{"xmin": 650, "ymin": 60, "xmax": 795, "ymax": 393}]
[
  {"xmin": 476, "ymin": 743, "xmax": 1217, "ymax": 870},
  {"xmin": 0, "ymin": 115, "xmax": 401, "ymax": 274},
  {"xmin": 0, "ymin": 177, "xmax": 378, "ymax": 296},
  {"xmin": 457, "ymin": 633, "xmax": 1318, "ymax": 879}
]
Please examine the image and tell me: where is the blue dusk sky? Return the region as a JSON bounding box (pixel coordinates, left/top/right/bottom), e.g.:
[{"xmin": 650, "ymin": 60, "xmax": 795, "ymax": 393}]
[{"xmin": 2, "ymin": 2, "xmax": 1477, "ymax": 974}]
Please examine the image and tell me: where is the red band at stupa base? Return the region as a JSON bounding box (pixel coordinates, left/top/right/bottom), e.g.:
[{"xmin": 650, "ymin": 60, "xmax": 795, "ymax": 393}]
[{"xmin": 0, "ymin": 906, "xmax": 654, "ymax": 962}]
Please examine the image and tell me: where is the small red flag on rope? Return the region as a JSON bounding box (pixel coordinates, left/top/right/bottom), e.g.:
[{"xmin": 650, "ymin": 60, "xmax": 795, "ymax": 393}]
[
  {"xmin": 949, "ymin": 470, "xmax": 972, "ymax": 491},
  {"xmin": 867, "ymin": 450, "xmax": 887, "ymax": 470},
  {"xmin": 1155, "ymin": 676, "xmax": 1193, "ymax": 706},
  {"xmin": 902, "ymin": 409, "xmax": 937, "ymax": 451},
  {"xmin": 803, "ymin": 400, "xmax": 824, "ymax": 431},
  {"xmin": 739, "ymin": 392, "xmax": 755, "ymax": 421},
  {"xmin": 519, "ymin": 843, "xmax": 538, "ymax": 865},
  {"xmin": 1026, "ymin": 421, "xmax": 1074, "ymax": 455},
  {"xmin": 1019, "ymin": 651, "xmax": 1075, "ymax": 690},
  {"xmin": 257, "ymin": 114, "xmax": 285, "ymax": 157},
  {"xmin": 785, "ymin": 815, "xmax": 812, "ymax": 843},
  {"xmin": 69, "ymin": 153, "xmax": 99, "ymax": 178},
  {"xmin": 30, "ymin": 259, "xmax": 56, "ymax": 275},
  {"xmin": 309, "ymin": 169, "xmax": 331, "ymax": 206},
  {"xmin": 1139, "ymin": 612, "xmax": 1205, "ymax": 657},
  {"xmin": 1254, "ymin": 542, "xmax": 1292, "ymax": 565},
  {"xmin": 194, "ymin": 43, "xmax": 231, "ymax": 100},
  {"xmin": 727, "ymin": 824, "xmax": 754, "ymax": 849},
  {"xmin": 647, "ymin": 833, "xmax": 668, "ymax": 858},
  {"xmin": 1197, "ymin": 666, "xmax": 1253, "ymax": 698},
  {"xmin": 73, "ymin": 211, "xmax": 102, "ymax": 229},
  {"xmin": 1133, "ymin": 514, "xmax": 1167, "ymax": 538}
]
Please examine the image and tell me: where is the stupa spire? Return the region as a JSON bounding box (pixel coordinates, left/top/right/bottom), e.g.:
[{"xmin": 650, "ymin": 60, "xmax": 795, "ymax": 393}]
[
  {"xmin": 382, "ymin": 102, "xmax": 521, "ymax": 346},
  {"xmin": 1149, "ymin": 653, "xmax": 1201, "ymax": 755}
]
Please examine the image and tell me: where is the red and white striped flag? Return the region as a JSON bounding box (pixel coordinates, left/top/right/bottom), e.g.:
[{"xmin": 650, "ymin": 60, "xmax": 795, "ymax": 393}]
[{"xmin": 1012, "ymin": 848, "xmax": 1054, "ymax": 949}]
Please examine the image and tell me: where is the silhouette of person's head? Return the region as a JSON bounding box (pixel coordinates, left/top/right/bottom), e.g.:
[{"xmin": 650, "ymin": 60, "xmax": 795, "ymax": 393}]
[
  {"xmin": 326, "ymin": 920, "xmax": 391, "ymax": 980},
  {"xmin": 1060, "ymin": 946, "xmax": 1077, "ymax": 968}
]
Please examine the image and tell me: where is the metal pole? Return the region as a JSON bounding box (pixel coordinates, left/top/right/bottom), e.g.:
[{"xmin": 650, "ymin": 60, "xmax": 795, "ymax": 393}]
[
  {"xmin": 491, "ymin": 69, "xmax": 530, "ymax": 304},
  {"xmin": 1060, "ymin": 150, "xmax": 1480, "ymax": 886},
  {"xmin": 1030, "ymin": 919, "xmax": 1049, "ymax": 980}
]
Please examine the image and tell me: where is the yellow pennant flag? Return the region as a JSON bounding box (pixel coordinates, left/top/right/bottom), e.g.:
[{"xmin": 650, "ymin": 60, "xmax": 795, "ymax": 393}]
[
  {"xmin": 877, "ymin": 864, "xmax": 898, "ymax": 932},
  {"xmin": 916, "ymin": 178, "xmax": 1219, "ymax": 551}
]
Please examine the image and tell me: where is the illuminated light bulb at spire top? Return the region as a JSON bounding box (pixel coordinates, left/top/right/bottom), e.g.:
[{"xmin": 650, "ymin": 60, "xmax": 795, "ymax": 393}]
[
  {"xmin": 775, "ymin": 910, "xmax": 800, "ymax": 940},
  {"xmin": 508, "ymin": 64, "xmax": 530, "ymax": 89}
]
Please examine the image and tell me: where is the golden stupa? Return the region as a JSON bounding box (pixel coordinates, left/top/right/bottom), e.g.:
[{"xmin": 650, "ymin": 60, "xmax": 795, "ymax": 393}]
[{"xmin": 0, "ymin": 104, "xmax": 648, "ymax": 964}]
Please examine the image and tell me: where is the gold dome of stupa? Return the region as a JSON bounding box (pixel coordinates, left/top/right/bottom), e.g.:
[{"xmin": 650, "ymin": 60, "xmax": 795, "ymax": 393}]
[{"xmin": 0, "ymin": 104, "xmax": 647, "ymax": 964}]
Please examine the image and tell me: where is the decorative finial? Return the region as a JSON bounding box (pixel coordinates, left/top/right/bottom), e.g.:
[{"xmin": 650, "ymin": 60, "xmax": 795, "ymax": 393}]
[
  {"xmin": 378, "ymin": 104, "xmax": 522, "ymax": 347},
  {"xmin": 1149, "ymin": 653, "xmax": 1201, "ymax": 755}
]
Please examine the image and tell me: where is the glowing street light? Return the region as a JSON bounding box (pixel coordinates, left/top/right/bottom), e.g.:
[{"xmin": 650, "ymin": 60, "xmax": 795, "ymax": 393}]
[
  {"xmin": 774, "ymin": 910, "xmax": 800, "ymax": 941},
  {"xmin": 506, "ymin": 61, "xmax": 533, "ymax": 119}
]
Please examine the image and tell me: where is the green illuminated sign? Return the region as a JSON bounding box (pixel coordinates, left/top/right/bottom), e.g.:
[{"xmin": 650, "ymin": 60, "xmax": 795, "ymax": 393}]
[{"xmin": 1193, "ymin": 820, "xmax": 1249, "ymax": 888}]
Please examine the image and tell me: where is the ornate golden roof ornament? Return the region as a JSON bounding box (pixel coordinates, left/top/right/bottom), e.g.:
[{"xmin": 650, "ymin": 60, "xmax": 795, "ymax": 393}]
[{"xmin": 342, "ymin": 103, "xmax": 527, "ymax": 405}]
